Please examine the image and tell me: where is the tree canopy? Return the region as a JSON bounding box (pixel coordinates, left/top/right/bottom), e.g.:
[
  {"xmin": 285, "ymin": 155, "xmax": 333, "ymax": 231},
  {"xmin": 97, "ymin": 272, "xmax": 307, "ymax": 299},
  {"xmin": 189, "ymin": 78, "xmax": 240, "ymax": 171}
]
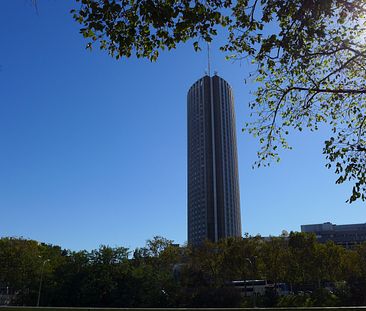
[
  {"xmin": 2, "ymin": 235, "xmax": 366, "ymax": 307},
  {"xmin": 72, "ymin": 0, "xmax": 366, "ymax": 202}
]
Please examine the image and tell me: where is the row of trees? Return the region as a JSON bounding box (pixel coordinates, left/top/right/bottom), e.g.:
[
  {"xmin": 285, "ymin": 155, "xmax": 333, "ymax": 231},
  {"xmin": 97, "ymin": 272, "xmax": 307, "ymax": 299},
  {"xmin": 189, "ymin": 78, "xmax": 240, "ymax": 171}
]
[{"xmin": 1, "ymin": 233, "xmax": 366, "ymax": 307}]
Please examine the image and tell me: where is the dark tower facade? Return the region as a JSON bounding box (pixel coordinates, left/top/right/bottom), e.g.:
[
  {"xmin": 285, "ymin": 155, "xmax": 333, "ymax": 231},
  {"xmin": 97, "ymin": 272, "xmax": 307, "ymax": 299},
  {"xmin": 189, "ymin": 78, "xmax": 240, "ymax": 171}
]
[{"xmin": 187, "ymin": 74, "xmax": 241, "ymax": 245}]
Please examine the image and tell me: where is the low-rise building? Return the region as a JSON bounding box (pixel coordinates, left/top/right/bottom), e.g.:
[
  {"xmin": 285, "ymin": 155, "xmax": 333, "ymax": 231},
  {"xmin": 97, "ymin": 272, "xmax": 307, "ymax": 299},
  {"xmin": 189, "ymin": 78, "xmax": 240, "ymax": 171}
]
[{"xmin": 301, "ymin": 222, "xmax": 366, "ymax": 247}]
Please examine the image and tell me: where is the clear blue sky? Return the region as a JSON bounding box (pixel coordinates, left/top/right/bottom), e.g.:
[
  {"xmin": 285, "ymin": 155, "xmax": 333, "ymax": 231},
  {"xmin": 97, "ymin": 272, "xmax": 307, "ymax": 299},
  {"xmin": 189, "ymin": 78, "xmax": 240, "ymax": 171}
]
[{"xmin": 0, "ymin": 1, "xmax": 364, "ymax": 251}]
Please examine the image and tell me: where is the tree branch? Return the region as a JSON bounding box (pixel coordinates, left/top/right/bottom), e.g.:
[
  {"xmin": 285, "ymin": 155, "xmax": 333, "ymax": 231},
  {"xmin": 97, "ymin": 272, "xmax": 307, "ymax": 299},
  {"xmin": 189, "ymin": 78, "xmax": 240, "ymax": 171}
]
[{"xmin": 290, "ymin": 87, "xmax": 366, "ymax": 94}]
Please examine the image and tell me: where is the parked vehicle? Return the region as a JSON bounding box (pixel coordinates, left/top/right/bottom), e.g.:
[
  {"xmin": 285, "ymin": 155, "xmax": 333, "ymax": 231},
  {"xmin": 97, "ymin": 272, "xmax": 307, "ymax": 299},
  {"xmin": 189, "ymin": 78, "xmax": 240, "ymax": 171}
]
[{"xmin": 230, "ymin": 280, "xmax": 290, "ymax": 297}]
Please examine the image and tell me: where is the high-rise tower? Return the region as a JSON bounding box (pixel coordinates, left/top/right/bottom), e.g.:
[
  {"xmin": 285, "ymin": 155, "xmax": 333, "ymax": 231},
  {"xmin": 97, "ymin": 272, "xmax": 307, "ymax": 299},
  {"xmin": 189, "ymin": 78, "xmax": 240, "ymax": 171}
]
[{"xmin": 187, "ymin": 74, "xmax": 241, "ymax": 245}]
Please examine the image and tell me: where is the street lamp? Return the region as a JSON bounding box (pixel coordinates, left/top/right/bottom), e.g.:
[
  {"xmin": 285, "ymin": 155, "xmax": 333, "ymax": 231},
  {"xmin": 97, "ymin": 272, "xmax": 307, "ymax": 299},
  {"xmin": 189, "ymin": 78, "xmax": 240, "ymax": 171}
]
[
  {"xmin": 37, "ymin": 259, "xmax": 50, "ymax": 307},
  {"xmin": 245, "ymin": 257, "xmax": 253, "ymax": 268},
  {"xmin": 245, "ymin": 257, "xmax": 257, "ymax": 307},
  {"xmin": 245, "ymin": 256, "xmax": 257, "ymax": 277}
]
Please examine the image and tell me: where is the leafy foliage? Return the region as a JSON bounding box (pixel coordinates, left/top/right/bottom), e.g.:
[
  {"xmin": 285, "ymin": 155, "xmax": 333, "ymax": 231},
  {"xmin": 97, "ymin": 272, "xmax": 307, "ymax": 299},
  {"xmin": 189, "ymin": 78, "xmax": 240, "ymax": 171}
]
[
  {"xmin": 71, "ymin": 0, "xmax": 231, "ymax": 61},
  {"xmin": 72, "ymin": 0, "xmax": 366, "ymax": 202},
  {"xmin": 2, "ymin": 235, "xmax": 366, "ymax": 307},
  {"xmin": 235, "ymin": 1, "xmax": 366, "ymax": 204}
]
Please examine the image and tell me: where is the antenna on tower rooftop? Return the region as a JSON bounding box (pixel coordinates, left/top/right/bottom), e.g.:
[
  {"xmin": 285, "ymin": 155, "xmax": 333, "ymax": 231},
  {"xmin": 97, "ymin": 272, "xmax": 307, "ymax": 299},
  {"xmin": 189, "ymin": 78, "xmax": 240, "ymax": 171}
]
[{"xmin": 207, "ymin": 42, "xmax": 211, "ymax": 77}]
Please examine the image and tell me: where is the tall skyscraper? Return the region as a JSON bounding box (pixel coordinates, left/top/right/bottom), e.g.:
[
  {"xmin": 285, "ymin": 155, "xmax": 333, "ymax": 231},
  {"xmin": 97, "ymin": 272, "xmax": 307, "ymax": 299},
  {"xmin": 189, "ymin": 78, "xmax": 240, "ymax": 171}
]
[{"xmin": 187, "ymin": 74, "xmax": 242, "ymax": 245}]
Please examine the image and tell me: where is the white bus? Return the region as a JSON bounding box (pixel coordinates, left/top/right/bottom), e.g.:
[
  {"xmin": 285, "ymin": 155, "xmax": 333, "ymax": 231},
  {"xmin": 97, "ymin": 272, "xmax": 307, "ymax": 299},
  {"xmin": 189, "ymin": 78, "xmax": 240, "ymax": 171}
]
[{"xmin": 230, "ymin": 280, "xmax": 290, "ymax": 296}]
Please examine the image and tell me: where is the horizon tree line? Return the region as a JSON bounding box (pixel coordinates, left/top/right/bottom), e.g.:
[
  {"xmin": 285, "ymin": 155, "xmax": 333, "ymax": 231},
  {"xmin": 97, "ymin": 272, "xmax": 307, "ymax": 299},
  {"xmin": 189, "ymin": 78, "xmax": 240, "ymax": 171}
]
[{"xmin": 1, "ymin": 232, "xmax": 366, "ymax": 307}]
